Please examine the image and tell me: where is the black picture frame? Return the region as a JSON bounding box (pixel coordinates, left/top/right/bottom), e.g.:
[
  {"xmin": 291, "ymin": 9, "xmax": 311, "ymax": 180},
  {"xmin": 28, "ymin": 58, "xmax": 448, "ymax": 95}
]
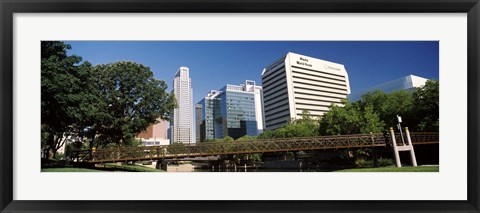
[{"xmin": 1, "ymin": 0, "xmax": 479, "ymax": 212}]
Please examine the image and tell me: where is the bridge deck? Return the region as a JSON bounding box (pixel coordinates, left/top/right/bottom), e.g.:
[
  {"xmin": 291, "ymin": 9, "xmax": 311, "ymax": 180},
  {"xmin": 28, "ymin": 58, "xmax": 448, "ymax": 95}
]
[{"xmin": 71, "ymin": 132, "xmax": 439, "ymax": 164}]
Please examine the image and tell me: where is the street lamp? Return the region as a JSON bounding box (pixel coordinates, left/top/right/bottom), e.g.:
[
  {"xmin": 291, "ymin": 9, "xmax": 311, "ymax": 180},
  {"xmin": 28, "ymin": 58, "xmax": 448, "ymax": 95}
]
[{"xmin": 396, "ymin": 115, "xmax": 406, "ymax": 146}]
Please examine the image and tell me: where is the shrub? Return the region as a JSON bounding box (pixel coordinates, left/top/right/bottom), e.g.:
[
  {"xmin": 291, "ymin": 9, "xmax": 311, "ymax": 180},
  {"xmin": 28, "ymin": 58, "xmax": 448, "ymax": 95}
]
[
  {"xmin": 355, "ymin": 159, "xmax": 374, "ymax": 168},
  {"xmin": 377, "ymin": 158, "xmax": 395, "ymax": 167}
]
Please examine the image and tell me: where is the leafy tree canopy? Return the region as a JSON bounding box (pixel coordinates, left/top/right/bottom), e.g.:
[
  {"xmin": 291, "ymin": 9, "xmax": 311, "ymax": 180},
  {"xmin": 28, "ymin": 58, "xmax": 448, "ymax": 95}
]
[
  {"xmin": 318, "ymin": 80, "xmax": 438, "ymax": 135},
  {"xmin": 411, "ymin": 80, "xmax": 439, "ymax": 131},
  {"xmin": 318, "ymin": 101, "xmax": 384, "ymax": 135},
  {"xmin": 93, "ymin": 61, "xmax": 177, "ymax": 146},
  {"xmin": 42, "ymin": 42, "xmax": 177, "ymax": 160},
  {"xmin": 41, "ymin": 41, "xmax": 94, "ymax": 157},
  {"xmin": 258, "ymin": 110, "xmax": 319, "ymax": 139}
]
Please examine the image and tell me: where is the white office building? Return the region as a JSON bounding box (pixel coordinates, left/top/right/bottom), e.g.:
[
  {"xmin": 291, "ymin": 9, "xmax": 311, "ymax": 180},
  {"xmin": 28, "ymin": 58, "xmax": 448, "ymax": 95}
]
[
  {"xmin": 348, "ymin": 74, "xmax": 430, "ymax": 101},
  {"xmin": 171, "ymin": 67, "xmax": 194, "ymax": 144},
  {"xmin": 261, "ymin": 52, "xmax": 351, "ymax": 130}
]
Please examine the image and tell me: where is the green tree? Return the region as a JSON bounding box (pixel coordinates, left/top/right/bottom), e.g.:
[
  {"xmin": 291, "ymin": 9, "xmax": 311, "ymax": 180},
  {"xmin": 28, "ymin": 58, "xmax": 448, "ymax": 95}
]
[
  {"xmin": 360, "ymin": 106, "xmax": 384, "ymax": 134},
  {"xmin": 318, "ymin": 82, "xmax": 438, "ymax": 136},
  {"xmin": 289, "ymin": 110, "xmax": 319, "ymax": 137},
  {"xmin": 411, "ymin": 80, "xmax": 439, "ymax": 131},
  {"xmin": 222, "ymin": 136, "xmax": 234, "ymax": 142},
  {"xmin": 93, "ymin": 61, "xmax": 177, "ymax": 147},
  {"xmin": 258, "ymin": 110, "xmax": 319, "ymax": 139},
  {"xmin": 41, "ymin": 41, "xmax": 93, "ymax": 158},
  {"xmin": 318, "ymin": 101, "xmax": 383, "ymax": 135},
  {"xmin": 235, "ymin": 135, "xmax": 262, "ymax": 162},
  {"xmin": 358, "ymin": 90, "xmax": 413, "ymax": 130},
  {"xmin": 236, "ymin": 135, "xmax": 257, "ymax": 141},
  {"xmin": 257, "ymin": 130, "xmax": 278, "ymax": 139}
]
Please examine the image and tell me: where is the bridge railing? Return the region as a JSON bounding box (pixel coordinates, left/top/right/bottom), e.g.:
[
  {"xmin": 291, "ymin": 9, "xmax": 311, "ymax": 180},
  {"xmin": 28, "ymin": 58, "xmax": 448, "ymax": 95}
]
[
  {"xmin": 389, "ymin": 132, "xmax": 439, "ymax": 146},
  {"xmin": 75, "ymin": 132, "xmax": 438, "ymax": 163},
  {"xmin": 70, "ymin": 150, "xmax": 91, "ymax": 162},
  {"xmin": 87, "ymin": 133, "xmax": 388, "ymax": 163}
]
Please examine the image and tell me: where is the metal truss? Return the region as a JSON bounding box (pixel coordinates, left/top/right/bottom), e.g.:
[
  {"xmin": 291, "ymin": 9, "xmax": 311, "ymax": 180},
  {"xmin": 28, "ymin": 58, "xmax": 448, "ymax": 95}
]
[{"xmin": 74, "ymin": 132, "xmax": 439, "ymax": 163}]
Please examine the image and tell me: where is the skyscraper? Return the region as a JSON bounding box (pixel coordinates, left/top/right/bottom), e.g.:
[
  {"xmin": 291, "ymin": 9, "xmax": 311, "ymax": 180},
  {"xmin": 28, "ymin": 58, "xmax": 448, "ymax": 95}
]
[
  {"xmin": 171, "ymin": 67, "xmax": 193, "ymax": 144},
  {"xmin": 262, "ymin": 52, "xmax": 351, "ymax": 130},
  {"xmin": 197, "ymin": 80, "xmax": 265, "ymax": 141},
  {"xmin": 197, "ymin": 90, "xmax": 222, "ymax": 141},
  {"xmin": 195, "ymin": 104, "xmax": 203, "ymax": 143}
]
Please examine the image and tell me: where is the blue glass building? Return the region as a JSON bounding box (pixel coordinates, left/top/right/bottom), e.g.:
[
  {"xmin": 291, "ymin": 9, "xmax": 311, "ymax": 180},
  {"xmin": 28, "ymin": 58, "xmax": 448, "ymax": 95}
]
[{"xmin": 197, "ymin": 80, "xmax": 264, "ymax": 141}]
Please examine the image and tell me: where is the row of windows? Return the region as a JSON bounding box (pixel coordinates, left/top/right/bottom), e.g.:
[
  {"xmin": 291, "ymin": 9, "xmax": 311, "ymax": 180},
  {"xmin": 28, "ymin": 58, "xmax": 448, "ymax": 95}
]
[
  {"xmin": 226, "ymin": 113, "xmax": 256, "ymax": 118},
  {"xmin": 291, "ymin": 71, "xmax": 347, "ymax": 87},
  {"xmin": 264, "ymin": 104, "xmax": 289, "ymax": 117},
  {"xmin": 263, "ymin": 90, "xmax": 288, "ymax": 106},
  {"xmin": 263, "ymin": 84, "xmax": 288, "ymax": 98},
  {"xmin": 292, "ymin": 81, "xmax": 348, "ymax": 94},
  {"xmin": 262, "ymin": 67, "xmax": 286, "ymax": 87},
  {"xmin": 292, "ymin": 79, "xmax": 348, "ymax": 93},
  {"xmin": 265, "ymin": 119, "xmax": 288, "ymax": 128},
  {"xmin": 293, "ymin": 85, "xmax": 348, "ymax": 96},
  {"xmin": 291, "ymin": 69, "xmax": 346, "ymax": 83},
  {"xmin": 265, "ymin": 114, "xmax": 291, "ymax": 125},
  {"xmin": 263, "ymin": 61, "xmax": 285, "ymax": 77},
  {"xmin": 297, "ymin": 103, "xmax": 330, "ymax": 110},
  {"xmin": 294, "ymin": 97, "xmax": 343, "ymax": 105},
  {"xmin": 225, "ymin": 95, "xmax": 255, "ymax": 100},
  {"xmin": 264, "ymin": 99, "xmax": 289, "ymax": 112},
  {"xmin": 226, "ymin": 107, "xmax": 256, "ymax": 112},
  {"xmin": 224, "ymin": 101, "xmax": 255, "ymax": 106},
  {"xmin": 291, "ymin": 65, "xmax": 346, "ymax": 78},
  {"xmin": 263, "ymin": 78, "xmax": 287, "ymax": 95},
  {"xmin": 265, "ymin": 110, "xmax": 291, "ymax": 122},
  {"xmin": 296, "ymin": 113, "xmax": 321, "ymax": 118},
  {"xmin": 294, "ymin": 91, "xmax": 345, "ymax": 100},
  {"xmin": 225, "ymin": 102, "xmax": 256, "ymax": 107},
  {"xmin": 226, "ymin": 97, "xmax": 255, "ymax": 101}
]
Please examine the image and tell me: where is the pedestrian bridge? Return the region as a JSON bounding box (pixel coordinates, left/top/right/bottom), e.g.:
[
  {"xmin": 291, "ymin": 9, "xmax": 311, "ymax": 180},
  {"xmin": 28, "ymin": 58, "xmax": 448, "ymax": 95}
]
[{"xmin": 71, "ymin": 132, "xmax": 439, "ymax": 164}]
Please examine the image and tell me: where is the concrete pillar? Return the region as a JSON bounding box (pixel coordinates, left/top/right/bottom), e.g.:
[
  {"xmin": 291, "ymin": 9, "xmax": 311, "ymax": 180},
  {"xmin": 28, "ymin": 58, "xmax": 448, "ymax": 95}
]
[
  {"xmin": 156, "ymin": 159, "xmax": 168, "ymax": 171},
  {"xmin": 390, "ymin": 127, "xmax": 402, "ymax": 167},
  {"xmin": 405, "ymin": 127, "xmax": 418, "ymax": 167},
  {"xmin": 370, "ymin": 132, "xmax": 378, "ymax": 167}
]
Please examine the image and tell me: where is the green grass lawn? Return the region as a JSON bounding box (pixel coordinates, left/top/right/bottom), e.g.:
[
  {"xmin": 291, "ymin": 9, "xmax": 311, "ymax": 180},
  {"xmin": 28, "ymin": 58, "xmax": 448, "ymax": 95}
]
[
  {"xmin": 41, "ymin": 168, "xmax": 104, "ymax": 172},
  {"xmin": 101, "ymin": 163, "xmax": 163, "ymax": 172},
  {"xmin": 335, "ymin": 166, "xmax": 439, "ymax": 172},
  {"xmin": 42, "ymin": 164, "xmax": 163, "ymax": 172}
]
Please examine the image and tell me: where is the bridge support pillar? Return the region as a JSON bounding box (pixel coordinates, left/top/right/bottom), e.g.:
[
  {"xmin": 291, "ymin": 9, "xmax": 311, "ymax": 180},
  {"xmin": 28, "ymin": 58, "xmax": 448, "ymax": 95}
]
[
  {"xmin": 390, "ymin": 127, "xmax": 418, "ymax": 167},
  {"xmin": 156, "ymin": 160, "xmax": 168, "ymax": 171},
  {"xmin": 390, "ymin": 127, "xmax": 402, "ymax": 167},
  {"xmin": 405, "ymin": 128, "xmax": 418, "ymax": 167}
]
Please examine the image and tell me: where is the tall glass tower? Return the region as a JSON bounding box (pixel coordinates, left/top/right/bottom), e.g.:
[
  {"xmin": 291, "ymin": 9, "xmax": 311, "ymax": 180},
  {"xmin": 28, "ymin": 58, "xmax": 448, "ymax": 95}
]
[
  {"xmin": 197, "ymin": 80, "xmax": 264, "ymax": 141},
  {"xmin": 171, "ymin": 67, "xmax": 193, "ymax": 144}
]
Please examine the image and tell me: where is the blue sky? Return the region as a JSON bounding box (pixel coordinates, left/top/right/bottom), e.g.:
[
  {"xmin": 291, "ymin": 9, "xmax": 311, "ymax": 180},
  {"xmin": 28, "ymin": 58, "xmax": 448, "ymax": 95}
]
[{"xmin": 65, "ymin": 41, "xmax": 439, "ymax": 104}]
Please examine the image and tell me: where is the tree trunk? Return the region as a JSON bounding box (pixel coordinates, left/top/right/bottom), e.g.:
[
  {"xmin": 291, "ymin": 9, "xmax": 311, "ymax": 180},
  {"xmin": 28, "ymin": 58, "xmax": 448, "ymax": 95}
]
[
  {"xmin": 89, "ymin": 130, "xmax": 97, "ymax": 159},
  {"xmin": 47, "ymin": 133, "xmax": 55, "ymax": 160}
]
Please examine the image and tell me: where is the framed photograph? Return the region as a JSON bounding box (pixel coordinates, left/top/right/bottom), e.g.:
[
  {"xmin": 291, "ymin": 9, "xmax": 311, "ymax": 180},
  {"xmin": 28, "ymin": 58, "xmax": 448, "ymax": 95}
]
[{"xmin": 1, "ymin": 0, "xmax": 479, "ymax": 212}]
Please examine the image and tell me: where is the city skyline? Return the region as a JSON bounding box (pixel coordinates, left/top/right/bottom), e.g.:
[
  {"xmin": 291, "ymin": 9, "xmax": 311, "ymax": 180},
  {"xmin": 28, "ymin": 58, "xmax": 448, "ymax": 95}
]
[
  {"xmin": 41, "ymin": 41, "xmax": 440, "ymax": 173},
  {"xmin": 65, "ymin": 41, "xmax": 439, "ymax": 105}
]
